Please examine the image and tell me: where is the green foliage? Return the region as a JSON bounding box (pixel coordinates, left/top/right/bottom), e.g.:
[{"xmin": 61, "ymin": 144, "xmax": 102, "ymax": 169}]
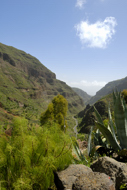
[
  {"xmin": 40, "ymin": 94, "xmax": 68, "ymax": 130},
  {"xmin": 0, "ymin": 117, "xmax": 72, "ymax": 189},
  {"xmin": 77, "ymin": 133, "xmax": 88, "ymax": 141},
  {"xmin": 113, "ymin": 91, "xmax": 127, "ymax": 149},
  {"xmin": 52, "ymin": 94, "xmax": 68, "ymax": 117},
  {"xmin": 87, "ymin": 127, "xmax": 109, "ymax": 159},
  {"xmin": 71, "ymin": 137, "xmax": 88, "ymax": 165},
  {"xmin": 89, "ymin": 91, "xmax": 127, "ymax": 158},
  {"xmin": 122, "ymin": 89, "xmax": 127, "ymax": 104},
  {"xmin": 120, "ymin": 183, "xmax": 127, "ymax": 189},
  {"xmin": 94, "ymin": 106, "xmax": 121, "ymax": 151},
  {"xmin": 0, "ymin": 42, "xmax": 84, "ymax": 128}
]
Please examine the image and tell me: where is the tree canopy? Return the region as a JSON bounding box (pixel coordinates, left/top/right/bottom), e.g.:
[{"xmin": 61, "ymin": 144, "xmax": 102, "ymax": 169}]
[{"xmin": 40, "ymin": 94, "xmax": 68, "ymax": 130}]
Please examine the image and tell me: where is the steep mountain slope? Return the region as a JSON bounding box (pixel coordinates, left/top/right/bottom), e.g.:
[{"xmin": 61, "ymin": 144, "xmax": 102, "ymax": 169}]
[
  {"xmin": 0, "ymin": 43, "xmax": 84, "ymax": 125},
  {"xmin": 87, "ymin": 77, "xmax": 127, "ymax": 105},
  {"xmin": 72, "ymin": 87, "xmax": 91, "ymax": 104}
]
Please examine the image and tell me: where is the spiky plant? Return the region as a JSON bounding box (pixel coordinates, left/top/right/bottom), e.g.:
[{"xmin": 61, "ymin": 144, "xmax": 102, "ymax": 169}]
[{"xmin": 90, "ymin": 91, "xmax": 127, "ymax": 157}]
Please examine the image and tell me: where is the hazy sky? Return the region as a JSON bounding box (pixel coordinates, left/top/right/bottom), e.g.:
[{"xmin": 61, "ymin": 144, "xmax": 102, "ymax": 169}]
[{"xmin": 1, "ymin": 0, "xmax": 127, "ymax": 95}]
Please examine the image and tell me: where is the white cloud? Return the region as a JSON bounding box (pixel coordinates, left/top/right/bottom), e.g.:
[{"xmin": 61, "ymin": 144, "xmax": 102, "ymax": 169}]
[
  {"xmin": 71, "ymin": 80, "xmax": 107, "ymax": 87},
  {"xmin": 75, "ymin": 0, "xmax": 86, "ymax": 9},
  {"xmin": 75, "ymin": 17, "xmax": 117, "ymax": 48},
  {"xmin": 69, "ymin": 80, "xmax": 107, "ymax": 95}
]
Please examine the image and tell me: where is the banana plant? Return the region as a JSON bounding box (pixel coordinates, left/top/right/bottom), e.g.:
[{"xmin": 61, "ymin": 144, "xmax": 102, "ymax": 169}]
[{"xmin": 93, "ymin": 91, "xmax": 127, "ymax": 156}]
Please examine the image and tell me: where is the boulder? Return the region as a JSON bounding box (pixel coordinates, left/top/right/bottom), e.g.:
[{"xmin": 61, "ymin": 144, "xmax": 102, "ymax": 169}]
[
  {"xmin": 90, "ymin": 156, "xmax": 127, "ymax": 190},
  {"xmin": 72, "ymin": 172, "xmax": 115, "ymax": 190},
  {"xmin": 54, "ymin": 164, "xmax": 92, "ymax": 190}
]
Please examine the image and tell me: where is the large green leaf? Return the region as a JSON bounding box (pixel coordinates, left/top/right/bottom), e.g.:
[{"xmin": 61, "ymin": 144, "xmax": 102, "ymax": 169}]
[
  {"xmin": 94, "ymin": 129, "xmax": 106, "ymax": 147},
  {"xmin": 108, "ymin": 104, "xmax": 118, "ymax": 143},
  {"xmin": 87, "ymin": 127, "xmax": 93, "ymax": 156},
  {"xmin": 72, "ymin": 140, "xmax": 88, "ymax": 164},
  {"xmin": 95, "ymin": 121, "xmax": 121, "ymax": 151},
  {"xmin": 94, "ymin": 105, "xmax": 121, "ymax": 151},
  {"xmin": 94, "ymin": 106, "xmax": 103, "ymax": 125},
  {"xmin": 114, "ymin": 92, "xmax": 127, "ymax": 149}
]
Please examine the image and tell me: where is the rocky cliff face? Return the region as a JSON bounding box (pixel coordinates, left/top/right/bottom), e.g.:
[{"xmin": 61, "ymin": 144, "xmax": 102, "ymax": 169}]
[{"xmin": 78, "ymin": 100, "xmax": 108, "ymax": 134}]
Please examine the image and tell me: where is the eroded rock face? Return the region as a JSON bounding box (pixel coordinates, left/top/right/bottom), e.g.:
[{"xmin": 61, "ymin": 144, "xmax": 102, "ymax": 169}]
[
  {"xmin": 79, "ymin": 100, "xmax": 107, "ymax": 134},
  {"xmin": 90, "ymin": 156, "xmax": 127, "ymax": 190},
  {"xmin": 54, "ymin": 164, "xmax": 92, "ymax": 190},
  {"xmin": 72, "ymin": 172, "xmax": 115, "ymax": 190}
]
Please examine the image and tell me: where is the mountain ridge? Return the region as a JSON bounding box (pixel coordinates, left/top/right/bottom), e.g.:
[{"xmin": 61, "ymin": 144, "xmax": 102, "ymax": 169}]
[
  {"xmin": 87, "ymin": 77, "xmax": 127, "ymax": 105},
  {"xmin": 0, "ymin": 43, "xmax": 84, "ymax": 125}
]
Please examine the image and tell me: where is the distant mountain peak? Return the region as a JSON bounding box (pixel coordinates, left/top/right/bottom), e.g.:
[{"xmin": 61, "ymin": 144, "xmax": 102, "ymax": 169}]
[{"xmin": 86, "ymin": 76, "xmax": 127, "ymax": 105}]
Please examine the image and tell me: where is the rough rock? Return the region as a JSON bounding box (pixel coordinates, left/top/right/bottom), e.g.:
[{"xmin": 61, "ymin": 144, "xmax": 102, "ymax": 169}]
[
  {"xmin": 72, "ymin": 172, "xmax": 115, "ymax": 190},
  {"xmin": 90, "ymin": 156, "xmax": 127, "ymax": 190},
  {"xmin": 77, "ymin": 139, "xmax": 87, "ymax": 153},
  {"xmin": 79, "ymin": 100, "xmax": 107, "ymax": 134},
  {"xmin": 54, "ymin": 164, "xmax": 92, "ymax": 190}
]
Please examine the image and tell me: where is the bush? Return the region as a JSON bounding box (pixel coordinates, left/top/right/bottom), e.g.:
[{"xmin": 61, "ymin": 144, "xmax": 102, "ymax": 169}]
[{"xmin": 0, "ymin": 118, "xmax": 72, "ymax": 189}]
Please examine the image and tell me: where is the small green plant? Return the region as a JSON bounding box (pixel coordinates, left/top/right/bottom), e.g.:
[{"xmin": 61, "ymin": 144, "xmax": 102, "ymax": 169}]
[
  {"xmin": 72, "ymin": 137, "xmax": 88, "ymax": 165},
  {"xmin": 77, "ymin": 133, "xmax": 88, "ymax": 141},
  {"xmin": 120, "ymin": 183, "xmax": 127, "ymax": 189}
]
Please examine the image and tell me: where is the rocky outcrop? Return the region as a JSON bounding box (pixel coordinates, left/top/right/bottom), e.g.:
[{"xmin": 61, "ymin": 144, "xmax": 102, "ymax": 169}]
[
  {"xmin": 54, "ymin": 157, "xmax": 127, "ymax": 190},
  {"xmin": 54, "ymin": 164, "xmax": 115, "ymax": 190},
  {"xmin": 0, "ymin": 52, "xmax": 16, "ymax": 66},
  {"xmin": 72, "ymin": 172, "xmax": 115, "ymax": 190},
  {"xmin": 79, "ymin": 100, "xmax": 108, "ymax": 134},
  {"xmin": 90, "ymin": 156, "xmax": 127, "ymax": 190},
  {"xmin": 54, "ymin": 164, "xmax": 92, "ymax": 190}
]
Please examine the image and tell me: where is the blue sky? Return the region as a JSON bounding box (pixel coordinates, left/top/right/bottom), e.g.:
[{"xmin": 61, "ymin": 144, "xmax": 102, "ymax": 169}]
[{"xmin": 1, "ymin": 0, "xmax": 127, "ymax": 95}]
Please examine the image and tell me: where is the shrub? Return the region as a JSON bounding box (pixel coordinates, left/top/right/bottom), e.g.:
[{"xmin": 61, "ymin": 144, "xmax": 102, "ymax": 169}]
[{"xmin": 0, "ymin": 118, "xmax": 72, "ymax": 189}]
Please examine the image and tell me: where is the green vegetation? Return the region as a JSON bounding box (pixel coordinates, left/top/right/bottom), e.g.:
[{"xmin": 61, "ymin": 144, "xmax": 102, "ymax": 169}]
[
  {"xmin": 77, "ymin": 100, "xmax": 108, "ymax": 134},
  {"xmin": 120, "ymin": 183, "xmax": 127, "ymax": 189},
  {"xmin": 0, "ymin": 117, "xmax": 73, "ymax": 190},
  {"xmin": 40, "ymin": 94, "xmax": 68, "ymax": 130},
  {"xmin": 2, "ymin": 42, "xmax": 127, "ymax": 189},
  {"xmin": 0, "ymin": 93, "xmax": 86, "ymax": 189},
  {"xmin": 72, "ymin": 137, "xmax": 88, "ymax": 165},
  {"xmin": 88, "ymin": 91, "xmax": 127, "ymax": 158},
  {"xmin": 0, "ymin": 42, "xmax": 84, "ymax": 127}
]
